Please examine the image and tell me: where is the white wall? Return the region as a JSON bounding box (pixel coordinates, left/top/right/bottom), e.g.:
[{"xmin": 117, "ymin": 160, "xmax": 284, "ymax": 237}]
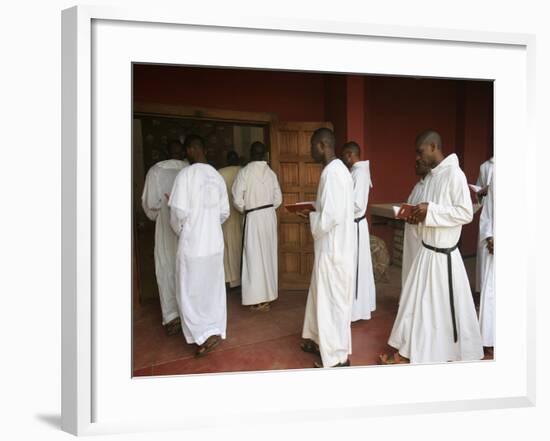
[{"xmin": 0, "ymin": 1, "xmax": 547, "ymax": 440}]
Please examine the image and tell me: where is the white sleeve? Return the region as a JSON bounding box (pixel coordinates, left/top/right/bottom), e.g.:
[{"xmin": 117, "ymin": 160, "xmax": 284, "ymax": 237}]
[
  {"xmin": 141, "ymin": 167, "xmax": 161, "ymax": 221},
  {"xmin": 479, "ymin": 183, "xmax": 494, "ymax": 242},
  {"xmin": 168, "ymin": 173, "xmax": 188, "ymax": 235},
  {"xmin": 272, "ymin": 171, "xmax": 283, "ymax": 209},
  {"xmin": 219, "ymin": 177, "xmax": 230, "ymax": 224},
  {"xmin": 475, "ymin": 163, "xmax": 484, "ymax": 187},
  {"xmin": 424, "ymin": 171, "xmax": 473, "ymax": 228},
  {"xmin": 352, "ymin": 170, "xmax": 369, "ymax": 218},
  {"xmin": 231, "ymin": 170, "xmax": 246, "ymax": 213},
  {"xmin": 309, "ymin": 172, "xmax": 346, "ymax": 240}
]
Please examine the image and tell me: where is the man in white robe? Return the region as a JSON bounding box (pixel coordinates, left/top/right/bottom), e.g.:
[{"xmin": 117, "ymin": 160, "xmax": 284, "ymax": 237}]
[
  {"xmin": 382, "ymin": 130, "xmax": 483, "ymax": 364},
  {"xmin": 401, "ymin": 162, "xmax": 430, "ymax": 288},
  {"xmin": 168, "ymin": 135, "xmax": 230, "ymax": 357},
  {"xmin": 218, "ymin": 151, "xmax": 243, "ymax": 288},
  {"xmin": 141, "ymin": 140, "xmax": 189, "ymax": 334},
  {"xmin": 232, "ymin": 142, "xmax": 282, "ymax": 311},
  {"xmin": 479, "ymin": 179, "xmax": 494, "ymax": 351},
  {"xmin": 475, "ymin": 157, "xmax": 494, "ymax": 292},
  {"xmin": 299, "ymin": 128, "xmax": 356, "ymax": 368},
  {"xmin": 341, "ymin": 141, "xmax": 376, "ymax": 321}
]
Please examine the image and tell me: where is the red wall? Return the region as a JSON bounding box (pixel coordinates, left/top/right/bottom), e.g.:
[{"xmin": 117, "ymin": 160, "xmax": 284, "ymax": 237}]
[{"xmin": 134, "ymin": 65, "xmax": 326, "ymax": 122}]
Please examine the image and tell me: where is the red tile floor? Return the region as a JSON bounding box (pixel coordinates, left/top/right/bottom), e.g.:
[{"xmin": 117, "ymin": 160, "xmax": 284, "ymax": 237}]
[{"xmin": 133, "ymin": 259, "xmax": 492, "ymax": 377}]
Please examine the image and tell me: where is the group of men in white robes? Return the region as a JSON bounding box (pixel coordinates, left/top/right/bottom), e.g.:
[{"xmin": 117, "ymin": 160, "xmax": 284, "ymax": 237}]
[
  {"xmin": 142, "ymin": 135, "xmax": 282, "ymax": 356},
  {"xmin": 142, "ymin": 127, "xmax": 494, "ymax": 366}
]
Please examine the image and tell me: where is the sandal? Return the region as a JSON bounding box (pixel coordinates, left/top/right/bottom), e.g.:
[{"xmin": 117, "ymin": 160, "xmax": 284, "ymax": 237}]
[
  {"xmin": 195, "ymin": 335, "xmax": 221, "ymax": 358},
  {"xmin": 250, "ymin": 302, "xmax": 271, "ymax": 312},
  {"xmin": 378, "ymin": 353, "xmax": 409, "ymax": 365},
  {"xmin": 300, "ymin": 340, "xmax": 321, "ymax": 356},
  {"xmin": 165, "ymin": 318, "xmax": 181, "ymax": 336}
]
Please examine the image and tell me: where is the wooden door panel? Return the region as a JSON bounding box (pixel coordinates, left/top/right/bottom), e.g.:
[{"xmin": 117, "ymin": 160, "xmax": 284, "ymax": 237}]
[
  {"xmin": 280, "ymin": 223, "xmax": 301, "ymax": 249},
  {"xmin": 279, "ymin": 130, "xmax": 300, "ymax": 156},
  {"xmin": 280, "ymin": 162, "xmax": 300, "ymax": 186},
  {"xmin": 271, "ymin": 121, "xmax": 333, "ymax": 290},
  {"xmin": 302, "ymin": 162, "xmax": 323, "ymax": 186}
]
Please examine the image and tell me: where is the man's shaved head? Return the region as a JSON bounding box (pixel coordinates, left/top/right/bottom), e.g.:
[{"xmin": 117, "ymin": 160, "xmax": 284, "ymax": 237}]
[
  {"xmin": 342, "ymin": 141, "xmax": 360, "ymax": 156},
  {"xmin": 250, "ymin": 141, "xmax": 266, "ymax": 161},
  {"xmin": 415, "ymin": 129, "xmax": 444, "ymax": 170},
  {"xmin": 310, "ymin": 128, "xmax": 337, "ymax": 164},
  {"xmin": 168, "ymin": 139, "xmax": 184, "ymax": 160},
  {"xmin": 341, "ymin": 141, "xmax": 361, "ymax": 169},
  {"xmin": 184, "ymin": 134, "xmax": 206, "ymax": 164},
  {"xmin": 311, "ymin": 128, "xmax": 336, "ymax": 149},
  {"xmin": 415, "ymin": 130, "xmax": 442, "ymax": 151},
  {"xmin": 226, "ymin": 150, "xmax": 240, "ymax": 166},
  {"xmin": 183, "ymin": 134, "xmax": 205, "ymax": 151}
]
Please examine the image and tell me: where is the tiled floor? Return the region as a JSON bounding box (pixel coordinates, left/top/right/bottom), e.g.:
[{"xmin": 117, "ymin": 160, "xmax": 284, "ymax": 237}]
[{"xmin": 133, "ymin": 258, "xmax": 491, "ymax": 376}]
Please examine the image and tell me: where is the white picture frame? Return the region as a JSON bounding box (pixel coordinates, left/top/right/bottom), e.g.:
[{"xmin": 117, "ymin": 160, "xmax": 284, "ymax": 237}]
[{"xmin": 61, "ymin": 5, "xmax": 536, "ymax": 436}]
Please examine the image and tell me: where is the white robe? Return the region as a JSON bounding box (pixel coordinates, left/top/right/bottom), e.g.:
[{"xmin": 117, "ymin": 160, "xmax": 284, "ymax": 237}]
[
  {"xmin": 168, "ymin": 163, "xmax": 230, "ymax": 345},
  {"xmin": 388, "ymin": 154, "xmax": 483, "ymax": 363},
  {"xmin": 232, "ymin": 161, "xmax": 282, "ymax": 305},
  {"xmin": 350, "ymin": 161, "xmax": 376, "ymax": 322},
  {"xmin": 401, "ymin": 177, "xmax": 427, "ymax": 287},
  {"xmin": 479, "ymin": 180, "xmax": 495, "ymax": 347},
  {"xmin": 302, "ymin": 159, "xmax": 356, "ymax": 367},
  {"xmin": 218, "ymin": 165, "xmax": 243, "ymax": 287},
  {"xmin": 141, "ymin": 159, "xmax": 188, "ymax": 325},
  {"xmin": 475, "ymin": 157, "xmax": 494, "ymax": 291}
]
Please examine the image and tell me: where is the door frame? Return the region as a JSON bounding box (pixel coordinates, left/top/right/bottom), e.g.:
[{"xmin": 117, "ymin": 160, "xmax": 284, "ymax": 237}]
[{"xmin": 132, "ymin": 103, "xmax": 280, "ymax": 304}]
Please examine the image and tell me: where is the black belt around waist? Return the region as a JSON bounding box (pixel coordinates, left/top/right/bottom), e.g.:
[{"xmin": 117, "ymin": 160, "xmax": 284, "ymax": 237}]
[
  {"xmin": 240, "ymin": 204, "xmax": 274, "ymax": 276},
  {"xmin": 354, "ymin": 214, "xmax": 367, "ymax": 300},
  {"xmin": 422, "ymin": 241, "xmax": 460, "ymax": 343}
]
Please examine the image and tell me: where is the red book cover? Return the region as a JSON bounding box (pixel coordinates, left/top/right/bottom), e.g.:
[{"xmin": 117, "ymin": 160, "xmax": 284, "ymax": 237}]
[
  {"xmin": 394, "ymin": 203, "xmax": 414, "ymax": 220},
  {"xmin": 285, "ymin": 201, "xmax": 316, "ymax": 213}
]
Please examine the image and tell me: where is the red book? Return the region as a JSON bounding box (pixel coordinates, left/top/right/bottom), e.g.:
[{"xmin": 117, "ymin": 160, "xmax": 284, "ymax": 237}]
[
  {"xmin": 393, "ymin": 203, "xmax": 414, "ymax": 220},
  {"xmin": 285, "ymin": 201, "xmax": 316, "ymax": 213}
]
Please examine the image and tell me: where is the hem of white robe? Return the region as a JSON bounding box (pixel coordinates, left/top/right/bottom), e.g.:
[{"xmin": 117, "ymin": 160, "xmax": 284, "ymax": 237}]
[
  {"xmin": 387, "ymin": 338, "xmax": 484, "ymax": 364},
  {"xmin": 482, "ymin": 339, "xmax": 494, "ymax": 347},
  {"xmin": 183, "ymin": 329, "xmax": 226, "ymax": 346},
  {"xmin": 161, "ymin": 311, "xmax": 180, "ymax": 326},
  {"xmin": 302, "ymin": 330, "xmax": 351, "ymax": 367},
  {"xmin": 350, "ymin": 302, "xmax": 376, "ymax": 321},
  {"xmin": 228, "ymin": 279, "xmax": 241, "ymax": 288}
]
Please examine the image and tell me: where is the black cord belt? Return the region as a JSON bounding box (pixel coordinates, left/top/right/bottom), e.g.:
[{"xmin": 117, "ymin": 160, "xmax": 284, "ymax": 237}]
[
  {"xmin": 353, "ymin": 214, "xmax": 367, "ymax": 300},
  {"xmin": 422, "ymin": 241, "xmax": 460, "ymax": 343},
  {"xmin": 240, "ymin": 204, "xmax": 274, "ymax": 276}
]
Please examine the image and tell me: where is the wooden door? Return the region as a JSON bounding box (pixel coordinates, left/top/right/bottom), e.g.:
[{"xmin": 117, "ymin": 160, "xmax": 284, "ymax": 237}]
[{"xmin": 271, "ymin": 121, "xmax": 334, "ymax": 290}]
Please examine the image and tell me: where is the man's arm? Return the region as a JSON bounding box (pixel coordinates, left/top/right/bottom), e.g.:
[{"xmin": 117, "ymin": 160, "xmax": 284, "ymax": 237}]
[
  {"xmin": 352, "ymin": 169, "xmax": 369, "ymax": 218},
  {"xmin": 309, "ymin": 171, "xmax": 346, "ymax": 240},
  {"xmin": 141, "ymin": 168, "xmax": 161, "ymax": 221},
  {"xmin": 231, "ymin": 169, "xmax": 246, "ymax": 213},
  {"xmin": 423, "ymin": 171, "xmax": 473, "ymax": 227},
  {"xmin": 168, "ymin": 173, "xmax": 188, "ymax": 235},
  {"xmin": 219, "ymin": 176, "xmax": 230, "ymax": 225},
  {"xmin": 272, "ymin": 171, "xmax": 283, "ymax": 209}
]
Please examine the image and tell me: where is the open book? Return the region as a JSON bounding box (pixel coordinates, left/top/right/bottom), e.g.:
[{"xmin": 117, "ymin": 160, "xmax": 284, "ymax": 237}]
[
  {"xmin": 285, "ymin": 201, "xmax": 316, "ymax": 213},
  {"xmin": 393, "ymin": 203, "xmax": 414, "ymax": 220}
]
